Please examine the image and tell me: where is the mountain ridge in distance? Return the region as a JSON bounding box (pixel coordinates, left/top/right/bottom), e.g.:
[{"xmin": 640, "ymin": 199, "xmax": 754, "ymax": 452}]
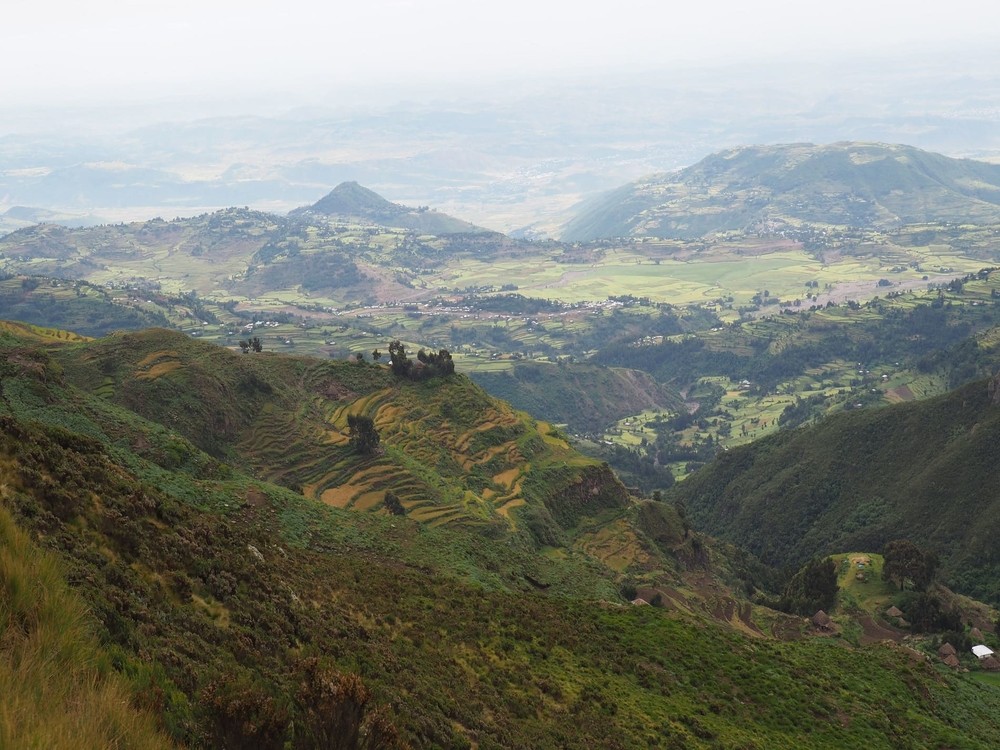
[
  {"xmin": 290, "ymin": 180, "xmax": 491, "ymax": 235},
  {"xmin": 562, "ymin": 141, "xmax": 1000, "ymax": 241}
]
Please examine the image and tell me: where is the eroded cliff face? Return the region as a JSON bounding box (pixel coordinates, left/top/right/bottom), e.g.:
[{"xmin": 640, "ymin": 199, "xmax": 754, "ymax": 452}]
[
  {"xmin": 990, "ymin": 371, "xmax": 1000, "ymax": 405},
  {"xmin": 541, "ymin": 462, "xmax": 631, "ymax": 528}
]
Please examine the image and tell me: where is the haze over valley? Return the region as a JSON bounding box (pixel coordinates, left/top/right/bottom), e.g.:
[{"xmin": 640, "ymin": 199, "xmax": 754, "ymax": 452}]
[{"xmin": 5, "ymin": 4, "xmax": 1000, "ymax": 747}]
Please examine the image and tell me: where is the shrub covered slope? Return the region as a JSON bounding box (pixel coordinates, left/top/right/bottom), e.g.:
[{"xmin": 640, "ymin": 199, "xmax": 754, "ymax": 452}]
[
  {"xmin": 669, "ymin": 374, "xmax": 1000, "ymax": 602},
  {"xmin": 3, "ymin": 323, "xmax": 1000, "ymax": 748}
]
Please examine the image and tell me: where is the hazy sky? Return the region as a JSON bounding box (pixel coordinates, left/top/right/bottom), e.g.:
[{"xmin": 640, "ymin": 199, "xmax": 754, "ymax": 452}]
[{"xmin": 4, "ymin": 0, "xmax": 999, "ymax": 108}]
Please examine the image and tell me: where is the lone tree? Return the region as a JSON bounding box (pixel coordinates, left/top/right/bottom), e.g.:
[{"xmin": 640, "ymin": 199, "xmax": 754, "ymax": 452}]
[
  {"xmin": 383, "ymin": 490, "xmax": 405, "ymax": 516},
  {"xmin": 347, "ymin": 414, "xmax": 380, "ymax": 455},
  {"xmin": 882, "ymin": 540, "xmax": 938, "ymax": 591}
]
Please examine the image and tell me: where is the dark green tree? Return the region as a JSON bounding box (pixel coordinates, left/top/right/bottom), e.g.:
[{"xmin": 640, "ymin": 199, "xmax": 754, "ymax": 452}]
[
  {"xmin": 239, "ymin": 336, "xmax": 263, "ymax": 353},
  {"xmin": 383, "ymin": 490, "xmax": 405, "ymax": 516},
  {"xmin": 347, "ymin": 414, "xmax": 380, "ymax": 455},
  {"xmin": 882, "ymin": 540, "xmax": 938, "ymax": 591},
  {"xmin": 414, "ymin": 348, "xmax": 455, "ymax": 378},
  {"xmin": 387, "ymin": 340, "xmax": 411, "ymax": 377},
  {"xmin": 780, "ymin": 557, "xmax": 838, "ymax": 616},
  {"xmin": 907, "ymin": 593, "xmax": 962, "ymax": 633}
]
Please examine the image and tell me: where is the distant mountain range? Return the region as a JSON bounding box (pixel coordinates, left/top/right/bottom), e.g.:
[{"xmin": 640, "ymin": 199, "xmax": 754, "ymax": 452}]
[
  {"xmin": 562, "ymin": 142, "xmax": 1000, "ymax": 241},
  {"xmin": 0, "ymin": 205, "xmax": 105, "ymax": 236},
  {"xmin": 290, "ymin": 181, "xmax": 489, "ymax": 234}
]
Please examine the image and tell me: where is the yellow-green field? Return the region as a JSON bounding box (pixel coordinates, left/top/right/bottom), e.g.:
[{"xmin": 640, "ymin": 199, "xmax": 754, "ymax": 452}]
[{"xmin": 833, "ymin": 553, "xmax": 895, "ymax": 613}]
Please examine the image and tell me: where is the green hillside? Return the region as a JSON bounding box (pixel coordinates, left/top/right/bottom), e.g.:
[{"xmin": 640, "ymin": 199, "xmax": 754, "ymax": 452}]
[
  {"xmin": 470, "ymin": 360, "xmax": 684, "ymax": 434},
  {"xmin": 44, "ymin": 328, "xmax": 628, "ymax": 539},
  {"xmin": 667, "ymin": 374, "xmax": 1000, "ymax": 603},
  {"xmin": 563, "ymin": 142, "xmax": 1000, "ymax": 241},
  {"xmin": 0, "ymin": 276, "xmax": 170, "ymax": 336},
  {"xmin": 3, "ymin": 324, "xmax": 1000, "ymax": 747}
]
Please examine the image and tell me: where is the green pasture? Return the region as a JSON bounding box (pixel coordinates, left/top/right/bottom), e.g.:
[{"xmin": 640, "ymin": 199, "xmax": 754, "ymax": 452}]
[
  {"xmin": 451, "ymin": 355, "xmax": 516, "ymax": 373},
  {"xmin": 602, "ymin": 408, "xmax": 671, "ymax": 447},
  {"xmin": 832, "ymin": 553, "xmax": 895, "ymax": 613},
  {"xmin": 419, "ymin": 245, "xmax": 990, "ymax": 310},
  {"xmin": 970, "ymin": 672, "xmax": 1000, "ymax": 688}
]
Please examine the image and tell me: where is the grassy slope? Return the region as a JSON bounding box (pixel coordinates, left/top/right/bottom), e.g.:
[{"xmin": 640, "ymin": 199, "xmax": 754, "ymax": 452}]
[
  {"xmin": 469, "ymin": 360, "xmax": 684, "ymax": 433},
  {"xmin": 0, "ymin": 505, "xmax": 173, "ymax": 749},
  {"xmin": 0, "ymin": 277, "xmax": 170, "ymax": 337},
  {"xmin": 46, "ymin": 328, "xmax": 627, "ymax": 540},
  {"xmin": 2, "ymin": 395, "xmax": 1000, "ymax": 748},
  {"xmin": 2, "ymin": 323, "xmax": 1000, "ymax": 746},
  {"xmin": 668, "ymin": 375, "xmax": 1000, "ymax": 602}
]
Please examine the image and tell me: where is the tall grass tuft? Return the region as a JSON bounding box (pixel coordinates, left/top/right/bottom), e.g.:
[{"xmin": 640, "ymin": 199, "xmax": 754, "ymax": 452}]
[{"xmin": 0, "ymin": 506, "xmax": 172, "ymax": 749}]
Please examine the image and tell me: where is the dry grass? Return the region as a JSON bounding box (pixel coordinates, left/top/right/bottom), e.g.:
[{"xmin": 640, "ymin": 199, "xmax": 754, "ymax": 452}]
[
  {"xmin": 136, "ymin": 361, "xmax": 182, "ymax": 381},
  {"xmin": 0, "ymin": 507, "xmax": 172, "ymax": 749}
]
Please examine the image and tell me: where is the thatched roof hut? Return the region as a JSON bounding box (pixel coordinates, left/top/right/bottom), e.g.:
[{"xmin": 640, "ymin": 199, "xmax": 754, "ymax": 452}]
[
  {"xmin": 631, "ymin": 598, "xmax": 650, "ymax": 606},
  {"xmin": 938, "ymin": 643, "xmax": 957, "ymax": 657},
  {"xmin": 942, "ymin": 653, "xmax": 961, "ymax": 669},
  {"xmin": 885, "ymin": 605, "xmax": 904, "ymax": 618},
  {"xmin": 981, "ymin": 655, "xmax": 1000, "ymax": 672},
  {"xmin": 812, "ymin": 610, "xmax": 832, "ymax": 629},
  {"xmin": 970, "ymin": 626, "xmax": 984, "ymax": 640}
]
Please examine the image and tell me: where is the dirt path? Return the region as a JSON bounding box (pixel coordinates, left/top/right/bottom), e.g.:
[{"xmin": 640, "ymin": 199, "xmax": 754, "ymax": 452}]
[{"xmin": 856, "ymin": 614, "xmax": 906, "ymax": 645}]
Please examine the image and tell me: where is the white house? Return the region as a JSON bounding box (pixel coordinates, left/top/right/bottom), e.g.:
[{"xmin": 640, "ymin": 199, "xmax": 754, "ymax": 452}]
[{"xmin": 971, "ymin": 645, "xmax": 995, "ymax": 659}]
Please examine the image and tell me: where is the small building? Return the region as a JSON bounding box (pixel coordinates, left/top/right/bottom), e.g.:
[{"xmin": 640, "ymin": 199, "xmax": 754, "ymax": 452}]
[
  {"xmin": 631, "ymin": 598, "xmax": 650, "ymax": 606},
  {"xmin": 938, "ymin": 643, "xmax": 957, "ymax": 658},
  {"xmin": 812, "ymin": 610, "xmax": 832, "ymax": 630},
  {"xmin": 972, "ymin": 645, "xmax": 995, "ymax": 659},
  {"xmin": 886, "ymin": 605, "xmax": 904, "ymax": 618},
  {"xmin": 942, "ymin": 653, "xmax": 961, "ymax": 669},
  {"xmin": 970, "ymin": 627, "xmax": 984, "ymax": 640},
  {"xmin": 981, "ymin": 655, "xmax": 1000, "ymax": 672}
]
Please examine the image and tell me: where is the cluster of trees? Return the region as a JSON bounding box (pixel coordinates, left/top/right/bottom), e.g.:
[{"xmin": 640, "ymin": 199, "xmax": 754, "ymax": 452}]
[
  {"xmin": 387, "ymin": 340, "xmax": 455, "ymax": 380},
  {"xmin": 778, "ymin": 557, "xmax": 838, "ymax": 616},
  {"xmin": 904, "ymin": 592, "xmax": 963, "ymax": 634},
  {"xmin": 239, "ymin": 337, "xmax": 263, "ymax": 353},
  {"xmin": 460, "ymin": 293, "xmax": 563, "ymax": 314}
]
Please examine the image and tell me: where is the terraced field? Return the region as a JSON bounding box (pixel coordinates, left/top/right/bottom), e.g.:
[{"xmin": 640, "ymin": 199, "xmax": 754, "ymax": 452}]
[{"xmin": 48, "ymin": 329, "xmax": 620, "ymax": 537}]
